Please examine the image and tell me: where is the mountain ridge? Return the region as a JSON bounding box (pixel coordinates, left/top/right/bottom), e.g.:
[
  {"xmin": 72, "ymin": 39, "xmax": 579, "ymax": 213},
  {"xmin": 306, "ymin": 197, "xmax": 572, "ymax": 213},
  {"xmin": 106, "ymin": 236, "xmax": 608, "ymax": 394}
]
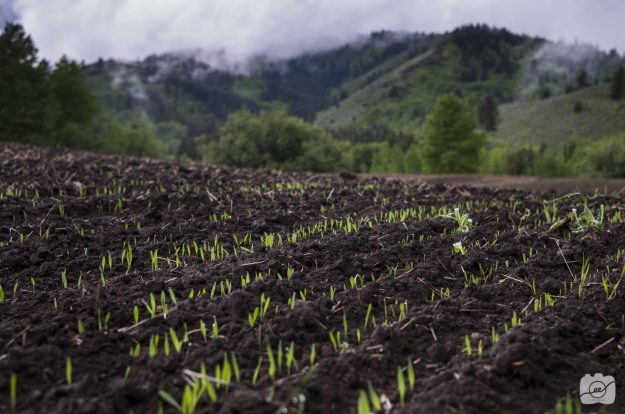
[{"xmin": 82, "ymin": 24, "xmax": 625, "ymax": 144}]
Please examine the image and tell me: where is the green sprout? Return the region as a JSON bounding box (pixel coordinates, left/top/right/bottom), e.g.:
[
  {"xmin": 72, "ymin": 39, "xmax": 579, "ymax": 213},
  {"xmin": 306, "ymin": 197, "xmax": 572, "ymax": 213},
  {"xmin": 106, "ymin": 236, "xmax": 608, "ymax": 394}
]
[
  {"xmin": 61, "ymin": 269, "xmax": 68, "ymax": 289},
  {"xmin": 10, "ymin": 373, "xmax": 16, "ymax": 411},
  {"xmin": 66, "ymin": 357, "xmax": 72, "ymax": 385},
  {"xmin": 159, "ymin": 380, "xmax": 204, "ymax": 414},
  {"xmin": 169, "ymin": 328, "xmax": 182, "ymax": 353},
  {"xmin": 453, "ymin": 241, "xmax": 468, "ymax": 255},
  {"xmin": 309, "ymin": 344, "xmax": 316, "ymax": 367},
  {"xmin": 212, "ymin": 316, "xmax": 219, "ymax": 339},
  {"xmin": 286, "ymin": 342, "xmax": 298, "ymax": 375},
  {"xmin": 571, "ymin": 203, "xmax": 604, "ymax": 233},
  {"xmin": 149, "ymin": 334, "xmax": 160, "ymax": 357},
  {"xmin": 199, "ymin": 363, "xmax": 217, "ymax": 402},
  {"xmin": 150, "ymin": 249, "xmax": 159, "ymax": 271},
  {"xmin": 578, "ymin": 256, "xmax": 591, "ymax": 298},
  {"xmin": 250, "ymin": 356, "xmax": 263, "ymax": 386},
  {"xmin": 397, "ymin": 366, "xmax": 406, "ymax": 407},
  {"xmin": 248, "ymin": 308, "xmax": 259, "ymax": 328},
  {"xmin": 161, "ymin": 291, "xmax": 169, "ymax": 316},
  {"xmin": 357, "ymin": 390, "xmax": 371, "ymax": 414},
  {"xmin": 602, "ymin": 265, "xmax": 625, "ymax": 301},
  {"xmin": 464, "ymin": 335, "xmax": 472, "ymax": 356},
  {"xmin": 267, "ymin": 343, "xmax": 277, "ymax": 384},
  {"xmin": 550, "ymin": 393, "xmax": 582, "ymax": 414},
  {"xmin": 199, "ymin": 320, "xmax": 207, "ymax": 342},
  {"xmin": 133, "ymin": 305, "xmax": 139, "ymax": 325},
  {"xmin": 511, "ymin": 311, "xmax": 521, "ymax": 327},
  {"xmin": 407, "ymin": 359, "xmax": 415, "ymax": 392},
  {"xmin": 144, "ymin": 293, "xmax": 157, "ymax": 318},
  {"xmin": 440, "ymin": 208, "xmax": 473, "ymax": 233}
]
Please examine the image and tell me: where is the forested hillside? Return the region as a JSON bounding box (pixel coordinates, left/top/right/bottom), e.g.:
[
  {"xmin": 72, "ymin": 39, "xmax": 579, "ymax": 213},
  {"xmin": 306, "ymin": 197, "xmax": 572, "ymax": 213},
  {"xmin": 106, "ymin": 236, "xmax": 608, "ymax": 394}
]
[
  {"xmin": 2, "ymin": 22, "xmax": 625, "ymax": 177},
  {"xmin": 84, "ymin": 25, "xmax": 624, "ymax": 146}
]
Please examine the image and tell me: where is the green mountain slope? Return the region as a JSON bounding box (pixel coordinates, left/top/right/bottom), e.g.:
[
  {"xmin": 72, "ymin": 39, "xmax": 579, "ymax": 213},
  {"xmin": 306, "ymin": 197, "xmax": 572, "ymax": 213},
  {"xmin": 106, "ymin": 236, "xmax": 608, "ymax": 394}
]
[
  {"xmin": 82, "ymin": 24, "xmax": 625, "ymax": 149},
  {"xmin": 494, "ymin": 84, "xmax": 625, "ymax": 146},
  {"xmin": 317, "ymin": 26, "xmax": 536, "ymax": 131},
  {"xmin": 315, "ymin": 47, "xmax": 437, "ymax": 129}
]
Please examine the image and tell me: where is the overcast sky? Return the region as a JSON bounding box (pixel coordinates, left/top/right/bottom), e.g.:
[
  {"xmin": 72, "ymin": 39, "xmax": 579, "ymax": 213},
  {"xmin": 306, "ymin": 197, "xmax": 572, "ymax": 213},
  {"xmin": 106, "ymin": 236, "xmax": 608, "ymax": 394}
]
[{"xmin": 1, "ymin": 0, "xmax": 624, "ymax": 66}]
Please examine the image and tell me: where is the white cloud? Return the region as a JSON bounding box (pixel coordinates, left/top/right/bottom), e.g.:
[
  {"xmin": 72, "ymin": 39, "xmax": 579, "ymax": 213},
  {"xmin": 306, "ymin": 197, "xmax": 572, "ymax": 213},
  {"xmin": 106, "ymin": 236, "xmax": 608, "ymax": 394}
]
[{"xmin": 6, "ymin": 0, "xmax": 625, "ymax": 67}]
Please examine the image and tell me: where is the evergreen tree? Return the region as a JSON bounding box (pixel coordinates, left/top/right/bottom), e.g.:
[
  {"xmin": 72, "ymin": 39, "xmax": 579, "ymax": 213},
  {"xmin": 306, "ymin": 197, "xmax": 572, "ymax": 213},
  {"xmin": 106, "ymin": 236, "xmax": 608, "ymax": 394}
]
[
  {"xmin": 0, "ymin": 23, "xmax": 52, "ymax": 143},
  {"xmin": 575, "ymin": 69, "xmax": 589, "ymax": 89},
  {"xmin": 422, "ymin": 95, "xmax": 485, "ymax": 173},
  {"xmin": 48, "ymin": 56, "xmax": 99, "ymax": 146},
  {"xmin": 611, "ymin": 65, "xmax": 625, "ymax": 100},
  {"xmin": 49, "ymin": 57, "xmax": 98, "ymax": 127},
  {"xmin": 478, "ymin": 95, "xmax": 499, "ymax": 132}
]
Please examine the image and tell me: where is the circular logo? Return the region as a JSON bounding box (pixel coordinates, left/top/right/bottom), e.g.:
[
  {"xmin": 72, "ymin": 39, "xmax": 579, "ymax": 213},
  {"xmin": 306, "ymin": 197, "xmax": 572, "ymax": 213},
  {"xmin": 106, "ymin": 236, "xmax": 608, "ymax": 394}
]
[{"xmin": 588, "ymin": 381, "xmax": 607, "ymax": 399}]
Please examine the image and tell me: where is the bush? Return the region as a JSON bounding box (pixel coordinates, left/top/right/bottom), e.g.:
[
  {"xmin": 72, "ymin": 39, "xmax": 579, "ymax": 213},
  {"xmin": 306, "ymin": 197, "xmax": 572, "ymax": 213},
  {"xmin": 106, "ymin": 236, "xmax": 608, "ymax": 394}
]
[
  {"xmin": 481, "ymin": 141, "xmax": 577, "ymax": 177},
  {"xmin": 582, "ymin": 134, "xmax": 625, "ymax": 177},
  {"xmin": 207, "ymin": 109, "xmax": 349, "ymax": 172}
]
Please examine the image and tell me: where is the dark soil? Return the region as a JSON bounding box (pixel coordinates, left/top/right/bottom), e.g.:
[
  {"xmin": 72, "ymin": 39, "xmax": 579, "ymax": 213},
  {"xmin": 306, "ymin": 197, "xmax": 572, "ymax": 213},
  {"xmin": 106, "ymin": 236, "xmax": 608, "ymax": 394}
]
[{"xmin": 1, "ymin": 143, "xmax": 625, "ymax": 414}]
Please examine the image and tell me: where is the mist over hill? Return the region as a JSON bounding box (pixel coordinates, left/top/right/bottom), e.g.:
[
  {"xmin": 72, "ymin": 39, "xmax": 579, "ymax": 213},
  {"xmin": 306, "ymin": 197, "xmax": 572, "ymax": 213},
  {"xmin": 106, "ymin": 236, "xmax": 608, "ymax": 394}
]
[{"xmin": 85, "ymin": 25, "xmax": 623, "ymax": 136}]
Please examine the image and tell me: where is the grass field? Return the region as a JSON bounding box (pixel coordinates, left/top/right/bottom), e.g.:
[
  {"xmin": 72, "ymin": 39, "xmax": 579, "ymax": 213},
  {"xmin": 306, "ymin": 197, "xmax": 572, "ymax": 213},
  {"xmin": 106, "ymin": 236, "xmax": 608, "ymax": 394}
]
[{"xmin": 495, "ymin": 84, "xmax": 625, "ymax": 147}]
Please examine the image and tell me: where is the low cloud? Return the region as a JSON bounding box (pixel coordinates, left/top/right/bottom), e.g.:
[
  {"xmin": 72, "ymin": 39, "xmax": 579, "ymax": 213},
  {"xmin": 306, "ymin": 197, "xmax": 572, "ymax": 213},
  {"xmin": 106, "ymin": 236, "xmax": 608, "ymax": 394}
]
[{"xmin": 5, "ymin": 0, "xmax": 625, "ymax": 67}]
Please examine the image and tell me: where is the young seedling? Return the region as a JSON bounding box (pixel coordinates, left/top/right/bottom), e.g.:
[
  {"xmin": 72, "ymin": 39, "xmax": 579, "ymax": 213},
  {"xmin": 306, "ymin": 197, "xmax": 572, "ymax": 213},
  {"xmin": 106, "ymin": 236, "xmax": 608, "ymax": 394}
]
[
  {"xmin": 603, "ymin": 265, "xmax": 625, "ymax": 301},
  {"xmin": 231, "ymin": 353, "xmax": 240, "ymax": 383},
  {"xmin": 367, "ymin": 382, "xmax": 382, "ymax": 411},
  {"xmin": 453, "ymin": 241, "xmax": 467, "ymax": 255},
  {"xmin": 288, "ymin": 292, "xmax": 297, "ymax": 310},
  {"xmin": 578, "ymin": 256, "xmax": 591, "ymax": 298},
  {"xmin": 357, "ymin": 390, "xmax": 371, "ymax": 414},
  {"xmin": 511, "ymin": 311, "xmax": 521, "ymax": 327},
  {"xmin": 133, "ymin": 305, "xmax": 139, "ymax": 325},
  {"xmin": 248, "ymin": 308, "xmax": 259, "ymax": 328},
  {"xmin": 364, "ymin": 303, "xmax": 373, "ymax": 330},
  {"xmin": 464, "ymin": 335, "xmax": 472, "ymax": 356},
  {"xmin": 161, "ymin": 291, "xmax": 169, "ymax": 317},
  {"xmin": 149, "ymin": 335, "xmax": 160, "ymax": 357},
  {"xmin": 150, "ymin": 249, "xmax": 159, "ymax": 271},
  {"xmin": 309, "ymin": 344, "xmax": 316, "ymax": 367},
  {"xmin": 440, "ymin": 208, "xmax": 472, "ymax": 233},
  {"xmin": 162, "ymin": 331, "xmax": 172, "ymax": 357},
  {"xmin": 199, "ymin": 363, "xmax": 218, "ymax": 402},
  {"xmin": 267, "ymin": 343, "xmax": 277, "ymax": 384},
  {"xmin": 144, "ymin": 293, "xmax": 157, "ymax": 318},
  {"xmin": 66, "ymin": 357, "xmax": 72, "ymax": 385},
  {"xmin": 286, "ymin": 342, "xmax": 298, "ymax": 375},
  {"xmin": 212, "ymin": 316, "xmax": 219, "ymax": 339},
  {"xmin": 199, "ymin": 320, "xmax": 207, "ymax": 342},
  {"xmin": 252, "ymin": 356, "xmax": 263, "ymax": 385},
  {"xmin": 169, "ymin": 328, "xmax": 182, "ymax": 353},
  {"xmin": 159, "ymin": 380, "xmax": 204, "ymax": 414},
  {"xmin": 397, "ymin": 366, "xmax": 406, "ymax": 407},
  {"xmin": 407, "ymin": 359, "xmax": 415, "ymax": 392},
  {"xmin": 10, "ymin": 372, "xmax": 16, "ymax": 411},
  {"xmin": 61, "ymin": 269, "xmax": 68, "ymax": 289},
  {"xmin": 572, "ymin": 204, "xmax": 604, "ymax": 233}
]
